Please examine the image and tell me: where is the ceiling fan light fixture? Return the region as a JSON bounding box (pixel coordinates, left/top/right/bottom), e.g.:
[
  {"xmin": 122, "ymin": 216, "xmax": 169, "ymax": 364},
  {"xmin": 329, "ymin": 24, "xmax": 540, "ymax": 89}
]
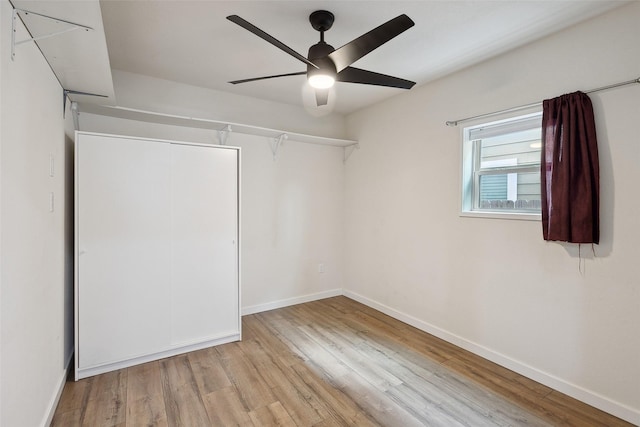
[
  {"xmin": 308, "ymin": 73, "xmax": 335, "ymax": 89},
  {"xmin": 227, "ymin": 11, "xmax": 417, "ymax": 106}
]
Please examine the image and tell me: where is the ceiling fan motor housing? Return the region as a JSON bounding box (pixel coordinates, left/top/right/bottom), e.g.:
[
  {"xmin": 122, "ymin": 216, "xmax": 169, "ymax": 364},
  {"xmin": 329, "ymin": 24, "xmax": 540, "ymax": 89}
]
[{"xmin": 307, "ymin": 42, "xmax": 337, "ymax": 80}]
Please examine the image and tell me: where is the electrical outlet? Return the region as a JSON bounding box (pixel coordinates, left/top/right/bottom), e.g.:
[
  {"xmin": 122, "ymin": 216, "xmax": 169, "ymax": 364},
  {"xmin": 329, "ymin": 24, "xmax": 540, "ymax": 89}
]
[{"xmin": 318, "ymin": 263, "xmax": 325, "ymax": 273}]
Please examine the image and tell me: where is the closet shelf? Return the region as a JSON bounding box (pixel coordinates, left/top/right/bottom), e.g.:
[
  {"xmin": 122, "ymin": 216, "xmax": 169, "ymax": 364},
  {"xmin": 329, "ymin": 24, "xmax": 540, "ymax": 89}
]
[{"xmin": 77, "ymin": 103, "xmax": 358, "ymax": 148}]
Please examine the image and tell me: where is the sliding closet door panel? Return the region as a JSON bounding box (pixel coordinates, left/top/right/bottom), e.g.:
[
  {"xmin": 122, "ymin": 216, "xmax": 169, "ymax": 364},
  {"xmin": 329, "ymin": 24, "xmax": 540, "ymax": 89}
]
[
  {"xmin": 77, "ymin": 135, "xmax": 172, "ymax": 368},
  {"xmin": 170, "ymin": 144, "xmax": 239, "ymax": 344},
  {"xmin": 76, "ymin": 132, "xmax": 240, "ymax": 378}
]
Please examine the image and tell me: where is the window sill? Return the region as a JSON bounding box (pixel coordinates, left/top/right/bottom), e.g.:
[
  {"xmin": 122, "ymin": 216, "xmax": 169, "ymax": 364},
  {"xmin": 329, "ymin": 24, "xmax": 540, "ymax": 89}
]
[{"xmin": 460, "ymin": 210, "xmax": 541, "ymax": 221}]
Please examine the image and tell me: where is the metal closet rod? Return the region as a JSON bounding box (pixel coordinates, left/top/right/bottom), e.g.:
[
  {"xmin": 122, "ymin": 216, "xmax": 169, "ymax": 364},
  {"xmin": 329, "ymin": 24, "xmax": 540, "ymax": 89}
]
[{"xmin": 445, "ymin": 76, "xmax": 640, "ymax": 127}]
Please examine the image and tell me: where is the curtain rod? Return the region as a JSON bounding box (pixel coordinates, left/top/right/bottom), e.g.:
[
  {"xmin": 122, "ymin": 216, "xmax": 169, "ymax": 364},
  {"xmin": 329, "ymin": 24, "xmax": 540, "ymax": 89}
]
[{"xmin": 445, "ymin": 76, "xmax": 640, "ymax": 127}]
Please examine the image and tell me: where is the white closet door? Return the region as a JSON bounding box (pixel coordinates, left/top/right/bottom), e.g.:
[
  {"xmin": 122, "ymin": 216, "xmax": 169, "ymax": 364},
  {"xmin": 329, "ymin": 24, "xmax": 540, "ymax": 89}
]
[
  {"xmin": 77, "ymin": 135, "xmax": 173, "ymax": 368},
  {"xmin": 170, "ymin": 144, "xmax": 239, "ymax": 344}
]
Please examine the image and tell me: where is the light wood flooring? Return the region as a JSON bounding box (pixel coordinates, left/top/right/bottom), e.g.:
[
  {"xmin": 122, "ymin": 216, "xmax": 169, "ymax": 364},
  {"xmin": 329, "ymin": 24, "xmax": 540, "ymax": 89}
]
[{"xmin": 52, "ymin": 296, "xmax": 633, "ymax": 426}]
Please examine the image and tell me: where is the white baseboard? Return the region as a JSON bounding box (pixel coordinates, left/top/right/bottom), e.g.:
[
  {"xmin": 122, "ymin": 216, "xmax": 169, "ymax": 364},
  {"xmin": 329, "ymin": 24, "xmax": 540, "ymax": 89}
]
[
  {"xmin": 42, "ymin": 350, "xmax": 73, "ymax": 427},
  {"xmin": 343, "ymin": 289, "xmax": 640, "ymax": 426},
  {"xmin": 242, "ymin": 288, "xmax": 343, "ymax": 316}
]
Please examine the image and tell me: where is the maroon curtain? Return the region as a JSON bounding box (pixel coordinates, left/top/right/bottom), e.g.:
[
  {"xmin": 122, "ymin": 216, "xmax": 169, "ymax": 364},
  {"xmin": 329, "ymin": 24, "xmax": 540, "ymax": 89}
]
[{"xmin": 541, "ymin": 91, "xmax": 599, "ymax": 244}]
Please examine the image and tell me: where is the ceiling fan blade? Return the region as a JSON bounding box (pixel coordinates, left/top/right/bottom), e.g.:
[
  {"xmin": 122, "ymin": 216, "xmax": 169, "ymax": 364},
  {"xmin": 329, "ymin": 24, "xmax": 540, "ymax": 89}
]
[
  {"xmin": 337, "ymin": 66, "xmax": 415, "ymax": 89},
  {"xmin": 315, "ymin": 89, "xmax": 329, "ymax": 106},
  {"xmin": 227, "ymin": 15, "xmax": 319, "ymax": 69},
  {"xmin": 328, "ymin": 14, "xmax": 414, "ymax": 73},
  {"xmin": 229, "ymin": 71, "xmax": 306, "ymax": 85}
]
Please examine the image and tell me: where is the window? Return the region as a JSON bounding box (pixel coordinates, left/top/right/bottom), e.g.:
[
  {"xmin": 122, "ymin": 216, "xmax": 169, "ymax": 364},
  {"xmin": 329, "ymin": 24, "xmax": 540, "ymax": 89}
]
[{"xmin": 461, "ymin": 112, "xmax": 542, "ymax": 220}]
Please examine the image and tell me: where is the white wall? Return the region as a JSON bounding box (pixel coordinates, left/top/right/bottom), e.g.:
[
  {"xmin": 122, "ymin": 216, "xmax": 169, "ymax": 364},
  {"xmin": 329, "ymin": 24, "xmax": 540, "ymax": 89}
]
[
  {"xmin": 79, "ymin": 74, "xmax": 349, "ymax": 311},
  {"xmin": 109, "ymin": 70, "xmax": 349, "ymax": 139},
  {"xmin": 344, "ymin": 3, "xmax": 640, "ymax": 424},
  {"xmin": 0, "ymin": 1, "xmax": 74, "ymax": 425},
  {"xmin": 77, "ymin": 112, "xmax": 345, "ymax": 314}
]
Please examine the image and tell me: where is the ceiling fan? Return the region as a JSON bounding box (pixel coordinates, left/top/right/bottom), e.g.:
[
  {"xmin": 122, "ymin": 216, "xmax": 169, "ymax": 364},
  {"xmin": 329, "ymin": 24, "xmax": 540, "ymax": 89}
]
[{"xmin": 227, "ymin": 10, "xmax": 416, "ymax": 106}]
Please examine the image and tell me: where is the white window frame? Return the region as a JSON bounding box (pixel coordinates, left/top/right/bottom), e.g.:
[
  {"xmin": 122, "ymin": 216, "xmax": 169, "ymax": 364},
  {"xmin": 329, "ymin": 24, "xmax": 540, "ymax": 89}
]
[{"xmin": 460, "ymin": 111, "xmax": 543, "ymax": 221}]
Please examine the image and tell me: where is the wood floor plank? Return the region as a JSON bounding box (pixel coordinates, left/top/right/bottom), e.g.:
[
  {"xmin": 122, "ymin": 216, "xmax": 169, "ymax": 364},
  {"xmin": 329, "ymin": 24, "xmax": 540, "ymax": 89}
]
[
  {"xmin": 238, "ymin": 338, "xmax": 289, "ymax": 390},
  {"xmin": 442, "ymin": 356, "xmax": 554, "ymax": 417},
  {"xmin": 349, "ymin": 309, "xmax": 461, "ymax": 363},
  {"xmin": 82, "ymin": 370, "xmax": 127, "ymax": 427},
  {"xmin": 298, "ymin": 323, "xmax": 404, "ymax": 392},
  {"xmin": 243, "ymin": 313, "xmax": 306, "ymax": 367},
  {"xmin": 246, "ymin": 319, "xmax": 352, "ymax": 424},
  {"xmin": 312, "ymin": 302, "xmax": 466, "ymax": 407},
  {"xmin": 310, "ymin": 417, "xmax": 349, "ymax": 427},
  {"xmin": 254, "ymin": 312, "xmax": 313, "ymax": 364},
  {"xmin": 188, "ymin": 346, "xmax": 233, "ymax": 395},
  {"xmin": 215, "ymin": 342, "xmax": 278, "ymax": 411},
  {"xmin": 428, "ymin": 364, "xmax": 551, "ymax": 426},
  {"xmin": 288, "ymin": 361, "xmax": 380, "ymax": 427},
  {"xmin": 264, "ymin": 314, "xmax": 353, "ymax": 383},
  {"xmin": 126, "ymin": 395, "xmax": 168, "ymax": 427},
  {"xmin": 337, "ymin": 371, "xmax": 427, "ymax": 427},
  {"xmin": 272, "ymin": 360, "xmax": 341, "ymax": 425},
  {"xmin": 51, "ymin": 408, "xmax": 83, "ymax": 427},
  {"xmin": 52, "ymin": 376, "xmax": 91, "ymax": 415},
  {"xmin": 160, "ymin": 354, "xmax": 211, "ymax": 427},
  {"xmin": 127, "ymin": 361, "xmax": 163, "ymax": 399},
  {"xmin": 289, "ymin": 302, "xmax": 410, "ymax": 370},
  {"xmin": 202, "ymin": 386, "xmax": 254, "ymax": 426},
  {"xmin": 126, "ymin": 361, "xmax": 167, "ymax": 427},
  {"xmin": 386, "ymin": 382, "xmax": 471, "ymax": 427},
  {"xmin": 240, "ymin": 338, "xmax": 326, "ymax": 425},
  {"xmin": 52, "ymin": 296, "xmax": 635, "ymax": 427},
  {"xmin": 538, "ymin": 390, "xmax": 634, "ymax": 427},
  {"xmin": 248, "ymin": 401, "xmax": 297, "ymax": 427},
  {"xmin": 512, "ymin": 374, "xmax": 555, "ymax": 398}
]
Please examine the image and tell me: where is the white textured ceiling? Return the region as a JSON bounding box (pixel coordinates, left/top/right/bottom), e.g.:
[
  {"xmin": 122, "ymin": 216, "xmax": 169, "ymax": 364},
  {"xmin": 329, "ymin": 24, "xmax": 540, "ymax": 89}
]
[
  {"xmin": 12, "ymin": 0, "xmax": 627, "ymax": 115},
  {"xmin": 99, "ymin": 0, "xmax": 625, "ymax": 114}
]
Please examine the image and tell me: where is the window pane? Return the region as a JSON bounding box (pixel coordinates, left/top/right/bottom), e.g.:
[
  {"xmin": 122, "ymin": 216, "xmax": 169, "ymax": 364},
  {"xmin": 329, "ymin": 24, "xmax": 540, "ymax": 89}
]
[
  {"xmin": 479, "ymin": 174, "xmax": 508, "ymax": 200},
  {"xmin": 479, "ymin": 127, "xmax": 541, "ymax": 168},
  {"xmin": 478, "ymin": 171, "xmax": 540, "ymax": 211},
  {"xmin": 462, "ymin": 112, "xmax": 543, "ymax": 218},
  {"xmin": 516, "ymin": 171, "xmax": 541, "ymax": 201}
]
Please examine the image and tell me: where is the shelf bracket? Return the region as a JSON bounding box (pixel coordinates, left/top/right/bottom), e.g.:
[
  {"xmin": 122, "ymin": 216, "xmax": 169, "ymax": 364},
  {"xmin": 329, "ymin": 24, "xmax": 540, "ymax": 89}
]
[
  {"xmin": 63, "ymin": 89, "xmax": 108, "ymax": 118},
  {"xmin": 217, "ymin": 125, "xmax": 232, "ymax": 145},
  {"xmin": 11, "ymin": 8, "xmax": 93, "ymax": 61},
  {"xmin": 71, "ymin": 101, "xmax": 80, "ymax": 130},
  {"xmin": 270, "ymin": 133, "xmax": 288, "ymax": 161},
  {"xmin": 343, "ymin": 143, "xmax": 360, "ymax": 163}
]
